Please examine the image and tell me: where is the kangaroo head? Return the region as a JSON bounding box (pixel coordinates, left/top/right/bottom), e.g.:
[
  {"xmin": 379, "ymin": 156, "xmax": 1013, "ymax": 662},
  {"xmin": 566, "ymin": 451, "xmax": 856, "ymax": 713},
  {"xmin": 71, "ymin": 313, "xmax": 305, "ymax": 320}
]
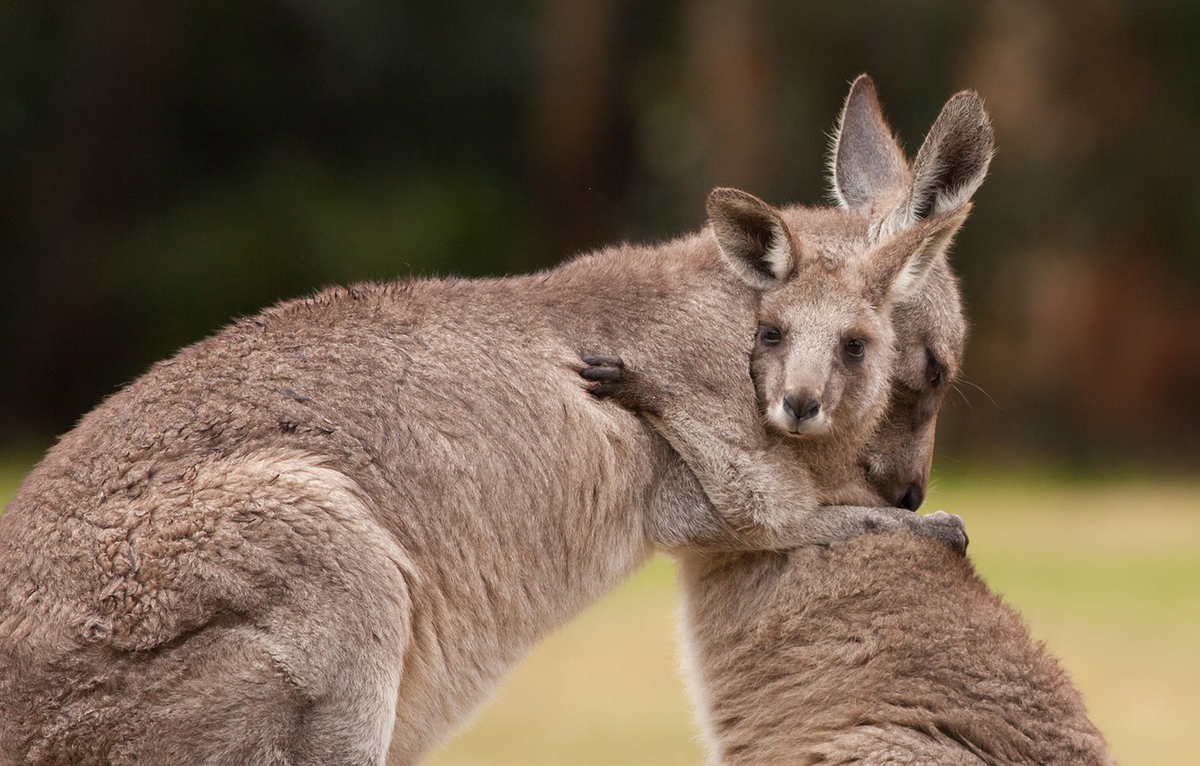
[
  {"xmin": 708, "ymin": 187, "xmax": 966, "ymax": 445},
  {"xmin": 831, "ymin": 74, "xmax": 992, "ymax": 508}
]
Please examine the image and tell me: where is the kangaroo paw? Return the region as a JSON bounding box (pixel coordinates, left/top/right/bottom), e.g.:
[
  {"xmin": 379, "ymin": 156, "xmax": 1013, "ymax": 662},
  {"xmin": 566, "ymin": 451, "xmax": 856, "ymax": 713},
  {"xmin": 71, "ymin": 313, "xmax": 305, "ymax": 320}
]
[
  {"xmin": 580, "ymin": 355, "xmax": 664, "ymax": 416},
  {"xmin": 915, "ymin": 510, "xmax": 969, "ymax": 556},
  {"xmin": 824, "ymin": 506, "xmax": 969, "ymax": 557}
]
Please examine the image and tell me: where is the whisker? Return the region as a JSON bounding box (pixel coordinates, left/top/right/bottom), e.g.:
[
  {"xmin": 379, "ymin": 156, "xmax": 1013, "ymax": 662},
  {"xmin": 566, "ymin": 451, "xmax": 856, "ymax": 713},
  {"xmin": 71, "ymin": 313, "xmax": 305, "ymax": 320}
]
[
  {"xmin": 950, "ymin": 382, "xmax": 972, "ymax": 409},
  {"xmin": 955, "ymin": 377, "xmax": 1000, "ymax": 410}
]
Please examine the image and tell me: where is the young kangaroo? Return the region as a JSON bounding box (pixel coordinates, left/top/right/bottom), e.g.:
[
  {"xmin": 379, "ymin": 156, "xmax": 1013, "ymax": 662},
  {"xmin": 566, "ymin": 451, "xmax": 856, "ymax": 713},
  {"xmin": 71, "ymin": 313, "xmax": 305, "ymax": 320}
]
[
  {"xmin": 682, "ymin": 535, "xmax": 1115, "ymax": 766},
  {"xmin": 0, "ymin": 78, "xmax": 974, "ymax": 765}
]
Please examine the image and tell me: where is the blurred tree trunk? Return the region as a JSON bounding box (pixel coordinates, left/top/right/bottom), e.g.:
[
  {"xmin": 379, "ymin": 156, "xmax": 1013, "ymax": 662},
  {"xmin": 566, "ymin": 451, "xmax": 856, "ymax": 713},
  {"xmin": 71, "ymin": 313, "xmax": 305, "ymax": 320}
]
[
  {"xmin": 3, "ymin": 1, "xmax": 182, "ymax": 433},
  {"xmin": 685, "ymin": 0, "xmax": 776, "ymax": 196},
  {"xmin": 956, "ymin": 0, "xmax": 1200, "ymax": 458},
  {"xmin": 527, "ymin": 0, "xmax": 625, "ymax": 266}
]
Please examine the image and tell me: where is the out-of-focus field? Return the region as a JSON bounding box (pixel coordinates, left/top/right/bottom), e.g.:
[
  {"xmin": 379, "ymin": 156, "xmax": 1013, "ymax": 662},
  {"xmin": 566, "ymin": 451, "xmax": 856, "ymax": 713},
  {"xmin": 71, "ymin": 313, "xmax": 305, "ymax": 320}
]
[{"xmin": 2, "ymin": 460, "xmax": 1196, "ymax": 766}]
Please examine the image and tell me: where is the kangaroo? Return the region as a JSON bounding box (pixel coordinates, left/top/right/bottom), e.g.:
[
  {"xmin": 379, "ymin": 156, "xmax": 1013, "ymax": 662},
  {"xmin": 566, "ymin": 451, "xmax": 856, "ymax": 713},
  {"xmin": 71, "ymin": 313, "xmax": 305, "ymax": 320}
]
[
  {"xmin": 0, "ymin": 78, "xmax": 975, "ymax": 766},
  {"xmin": 838, "ymin": 76, "xmax": 976, "ymax": 512},
  {"xmin": 680, "ymin": 534, "xmax": 1115, "ymax": 765}
]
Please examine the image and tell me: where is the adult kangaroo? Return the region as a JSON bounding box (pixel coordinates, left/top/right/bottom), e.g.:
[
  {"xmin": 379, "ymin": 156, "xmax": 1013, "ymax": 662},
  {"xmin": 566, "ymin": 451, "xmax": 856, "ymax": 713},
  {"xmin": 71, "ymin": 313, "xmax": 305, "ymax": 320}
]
[
  {"xmin": 681, "ymin": 534, "xmax": 1115, "ymax": 765},
  {"xmin": 0, "ymin": 77, "xmax": 982, "ymax": 765}
]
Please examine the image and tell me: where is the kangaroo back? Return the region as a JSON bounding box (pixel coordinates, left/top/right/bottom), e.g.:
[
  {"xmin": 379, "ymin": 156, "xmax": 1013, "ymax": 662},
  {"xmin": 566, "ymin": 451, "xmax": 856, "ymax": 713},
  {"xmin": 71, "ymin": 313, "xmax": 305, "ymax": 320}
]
[{"xmin": 682, "ymin": 535, "xmax": 1114, "ymax": 766}]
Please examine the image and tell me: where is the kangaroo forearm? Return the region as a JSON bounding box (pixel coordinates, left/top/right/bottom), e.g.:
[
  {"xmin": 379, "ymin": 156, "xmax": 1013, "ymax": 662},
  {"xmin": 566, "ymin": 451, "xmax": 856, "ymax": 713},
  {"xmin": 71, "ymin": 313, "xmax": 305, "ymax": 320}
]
[
  {"xmin": 642, "ymin": 409, "xmax": 962, "ymax": 552},
  {"xmin": 640, "ymin": 395, "xmax": 970, "ymax": 555},
  {"xmin": 790, "ymin": 505, "xmax": 967, "ymax": 551},
  {"xmin": 640, "ymin": 407, "xmax": 824, "ymax": 549}
]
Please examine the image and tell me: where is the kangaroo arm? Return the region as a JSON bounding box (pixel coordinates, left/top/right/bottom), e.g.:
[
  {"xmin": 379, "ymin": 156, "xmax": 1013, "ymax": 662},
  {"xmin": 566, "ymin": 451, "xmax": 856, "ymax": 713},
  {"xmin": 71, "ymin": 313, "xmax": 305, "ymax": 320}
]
[
  {"xmin": 637, "ymin": 406, "xmax": 966, "ymax": 554},
  {"xmin": 640, "ymin": 405, "xmax": 819, "ymax": 549},
  {"xmin": 582, "ymin": 355, "xmax": 966, "ymax": 554}
]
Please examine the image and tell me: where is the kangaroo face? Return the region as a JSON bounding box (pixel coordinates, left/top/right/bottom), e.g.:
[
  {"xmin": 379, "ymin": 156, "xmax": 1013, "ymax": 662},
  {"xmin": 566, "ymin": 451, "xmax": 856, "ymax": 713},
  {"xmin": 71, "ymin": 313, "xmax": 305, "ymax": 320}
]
[
  {"xmin": 708, "ymin": 188, "xmax": 970, "ymax": 451},
  {"xmin": 751, "ymin": 255, "xmax": 897, "ymax": 440},
  {"xmin": 859, "ymin": 258, "xmax": 966, "ymax": 509},
  {"xmin": 825, "ymin": 74, "xmax": 992, "ymax": 508}
]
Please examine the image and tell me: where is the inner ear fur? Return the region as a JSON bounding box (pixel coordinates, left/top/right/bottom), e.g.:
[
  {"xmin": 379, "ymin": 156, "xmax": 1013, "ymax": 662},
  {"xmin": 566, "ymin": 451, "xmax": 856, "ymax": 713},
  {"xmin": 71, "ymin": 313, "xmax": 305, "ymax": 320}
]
[
  {"xmin": 904, "ymin": 92, "xmax": 994, "ymax": 226},
  {"xmin": 707, "ymin": 187, "xmax": 796, "ymax": 289},
  {"xmin": 830, "ymin": 74, "xmax": 909, "ymax": 211}
]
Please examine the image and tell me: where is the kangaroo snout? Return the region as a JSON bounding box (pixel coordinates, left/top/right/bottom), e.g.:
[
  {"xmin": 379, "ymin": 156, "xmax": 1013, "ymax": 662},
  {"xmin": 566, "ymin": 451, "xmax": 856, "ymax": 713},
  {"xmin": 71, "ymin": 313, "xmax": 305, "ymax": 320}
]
[
  {"xmin": 780, "ymin": 390, "xmax": 826, "ymax": 435},
  {"xmin": 897, "ymin": 483, "xmax": 925, "ymax": 511},
  {"xmin": 783, "ymin": 393, "xmax": 821, "ymax": 422}
]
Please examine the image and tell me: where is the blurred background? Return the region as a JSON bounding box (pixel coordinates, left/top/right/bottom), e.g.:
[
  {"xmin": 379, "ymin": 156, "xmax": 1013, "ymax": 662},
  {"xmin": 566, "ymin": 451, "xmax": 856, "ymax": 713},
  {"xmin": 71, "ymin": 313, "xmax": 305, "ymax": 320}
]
[{"xmin": 0, "ymin": 1, "xmax": 1196, "ymax": 764}]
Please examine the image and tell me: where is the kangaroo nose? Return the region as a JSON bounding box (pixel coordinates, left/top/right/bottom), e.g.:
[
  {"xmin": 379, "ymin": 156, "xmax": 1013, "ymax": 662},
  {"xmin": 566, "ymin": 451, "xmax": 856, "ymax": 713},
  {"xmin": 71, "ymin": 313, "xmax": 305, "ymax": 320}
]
[
  {"xmin": 783, "ymin": 394, "xmax": 821, "ymax": 423},
  {"xmin": 897, "ymin": 483, "xmax": 925, "ymax": 511}
]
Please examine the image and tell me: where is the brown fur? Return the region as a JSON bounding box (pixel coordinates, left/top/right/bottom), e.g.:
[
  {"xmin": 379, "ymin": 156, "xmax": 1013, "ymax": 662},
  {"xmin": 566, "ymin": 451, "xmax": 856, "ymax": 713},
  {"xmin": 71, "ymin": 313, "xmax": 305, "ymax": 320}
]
[
  {"xmin": 9, "ymin": 238, "xmax": 743, "ymax": 765},
  {"xmin": 680, "ymin": 535, "xmax": 1115, "ymax": 765}
]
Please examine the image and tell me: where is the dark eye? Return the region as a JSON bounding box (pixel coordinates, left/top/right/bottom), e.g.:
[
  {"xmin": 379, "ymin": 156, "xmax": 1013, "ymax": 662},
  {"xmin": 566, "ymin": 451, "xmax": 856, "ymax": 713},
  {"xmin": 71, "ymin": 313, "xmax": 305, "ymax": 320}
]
[
  {"xmin": 844, "ymin": 339, "xmax": 866, "ymax": 359},
  {"xmin": 926, "ymin": 351, "xmax": 945, "ymax": 388},
  {"xmin": 758, "ymin": 325, "xmax": 783, "ymax": 346}
]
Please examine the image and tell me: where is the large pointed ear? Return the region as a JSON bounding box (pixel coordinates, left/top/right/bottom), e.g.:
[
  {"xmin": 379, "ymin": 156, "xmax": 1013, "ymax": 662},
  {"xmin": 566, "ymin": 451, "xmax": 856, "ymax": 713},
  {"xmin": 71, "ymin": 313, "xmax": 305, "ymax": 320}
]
[
  {"xmin": 707, "ymin": 187, "xmax": 796, "ymax": 289},
  {"xmin": 899, "ymin": 91, "xmax": 994, "ymax": 228},
  {"xmin": 867, "ymin": 206, "xmax": 971, "ymax": 306},
  {"xmin": 830, "ymin": 74, "xmax": 909, "ymax": 211}
]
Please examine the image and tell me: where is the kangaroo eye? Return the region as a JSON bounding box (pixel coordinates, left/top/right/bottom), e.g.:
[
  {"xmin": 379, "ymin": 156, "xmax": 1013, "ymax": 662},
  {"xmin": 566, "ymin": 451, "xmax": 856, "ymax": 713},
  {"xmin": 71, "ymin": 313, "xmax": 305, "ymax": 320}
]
[
  {"xmin": 926, "ymin": 351, "xmax": 945, "ymax": 388},
  {"xmin": 758, "ymin": 325, "xmax": 783, "ymax": 346},
  {"xmin": 845, "ymin": 339, "xmax": 866, "ymax": 359}
]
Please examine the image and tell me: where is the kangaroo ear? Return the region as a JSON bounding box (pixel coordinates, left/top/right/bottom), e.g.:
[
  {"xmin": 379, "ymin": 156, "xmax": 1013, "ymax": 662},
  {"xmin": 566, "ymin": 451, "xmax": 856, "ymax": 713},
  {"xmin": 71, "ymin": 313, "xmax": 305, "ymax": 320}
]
[
  {"xmin": 707, "ymin": 187, "xmax": 795, "ymax": 289},
  {"xmin": 900, "ymin": 91, "xmax": 994, "ymax": 227},
  {"xmin": 869, "ymin": 206, "xmax": 971, "ymax": 306},
  {"xmin": 830, "ymin": 74, "xmax": 909, "ymax": 211}
]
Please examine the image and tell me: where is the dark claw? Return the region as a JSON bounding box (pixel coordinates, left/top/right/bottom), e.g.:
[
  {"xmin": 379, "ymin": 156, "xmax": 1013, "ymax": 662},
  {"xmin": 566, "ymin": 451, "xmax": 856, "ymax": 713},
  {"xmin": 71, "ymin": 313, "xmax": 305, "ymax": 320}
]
[
  {"xmin": 579, "ymin": 352, "xmax": 662, "ymax": 415},
  {"xmin": 581, "ymin": 355, "xmax": 623, "ymax": 367},
  {"xmin": 580, "ymin": 366, "xmax": 622, "ymax": 382},
  {"xmin": 581, "ymin": 354, "xmax": 627, "ymax": 400},
  {"xmin": 587, "ymin": 383, "xmax": 622, "ymax": 399}
]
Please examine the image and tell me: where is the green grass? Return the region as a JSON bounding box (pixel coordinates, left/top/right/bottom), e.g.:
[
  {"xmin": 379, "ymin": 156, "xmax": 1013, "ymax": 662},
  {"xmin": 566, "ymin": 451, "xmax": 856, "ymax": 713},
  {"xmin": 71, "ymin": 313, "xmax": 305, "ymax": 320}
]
[
  {"xmin": 0, "ymin": 458, "xmax": 33, "ymax": 512},
  {"xmin": 2, "ymin": 456, "xmax": 1196, "ymax": 765}
]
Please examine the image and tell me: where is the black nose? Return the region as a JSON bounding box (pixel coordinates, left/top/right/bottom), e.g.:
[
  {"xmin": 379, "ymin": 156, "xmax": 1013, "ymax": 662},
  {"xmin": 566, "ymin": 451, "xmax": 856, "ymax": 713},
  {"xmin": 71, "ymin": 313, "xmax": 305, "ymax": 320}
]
[
  {"xmin": 783, "ymin": 395, "xmax": 821, "ymax": 422},
  {"xmin": 897, "ymin": 484, "xmax": 925, "ymax": 511}
]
